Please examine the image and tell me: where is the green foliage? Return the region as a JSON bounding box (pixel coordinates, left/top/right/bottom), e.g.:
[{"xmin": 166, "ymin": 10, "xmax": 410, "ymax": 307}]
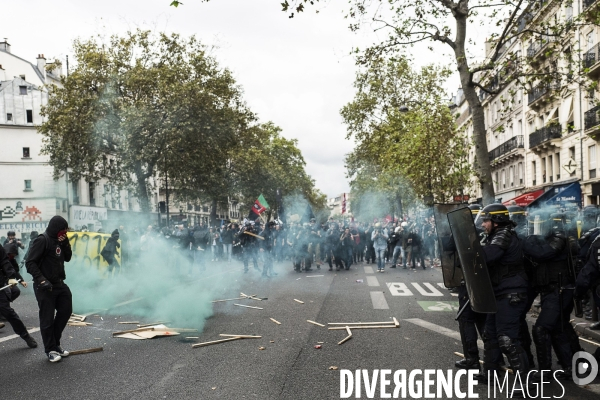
[{"xmin": 342, "ymin": 57, "xmax": 472, "ymax": 209}]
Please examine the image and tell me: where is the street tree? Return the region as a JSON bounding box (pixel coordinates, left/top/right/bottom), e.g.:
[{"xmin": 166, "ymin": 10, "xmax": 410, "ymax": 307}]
[
  {"xmin": 39, "ymin": 30, "xmax": 245, "ymax": 213},
  {"xmin": 342, "ymin": 57, "xmax": 472, "ymax": 206}
]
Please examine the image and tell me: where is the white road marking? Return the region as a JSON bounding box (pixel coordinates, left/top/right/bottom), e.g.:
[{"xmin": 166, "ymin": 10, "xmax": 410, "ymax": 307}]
[
  {"xmin": 364, "ymin": 266, "xmax": 374, "ymax": 274},
  {"xmin": 411, "ymin": 282, "xmax": 444, "ymax": 297},
  {"xmin": 366, "ymin": 276, "xmax": 380, "ymax": 287},
  {"xmin": 370, "ymin": 291, "xmax": 389, "ymax": 309},
  {"xmin": 404, "ymin": 318, "xmax": 483, "ymax": 350},
  {"xmin": 437, "ymin": 283, "xmax": 447, "ymax": 289},
  {"xmin": 0, "ymin": 327, "xmax": 41, "ymax": 343},
  {"xmin": 387, "ymin": 282, "xmax": 413, "ymax": 296}
]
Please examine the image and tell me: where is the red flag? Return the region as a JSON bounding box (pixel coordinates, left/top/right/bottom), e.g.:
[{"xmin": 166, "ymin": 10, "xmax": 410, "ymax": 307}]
[{"xmin": 342, "ymin": 193, "xmax": 346, "ymax": 214}]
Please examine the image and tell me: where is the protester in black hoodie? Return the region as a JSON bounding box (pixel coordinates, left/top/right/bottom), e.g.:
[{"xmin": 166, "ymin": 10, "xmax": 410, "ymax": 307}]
[
  {"xmin": 26, "ymin": 215, "xmax": 72, "ymax": 363},
  {"xmin": 101, "ymin": 229, "xmax": 121, "ymax": 272}
]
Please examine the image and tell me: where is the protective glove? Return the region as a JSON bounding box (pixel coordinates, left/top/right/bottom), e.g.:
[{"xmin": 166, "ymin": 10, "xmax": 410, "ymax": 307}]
[
  {"xmin": 38, "ymin": 280, "xmax": 53, "ymax": 291},
  {"xmin": 8, "ymin": 279, "xmax": 19, "ymax": 286}
]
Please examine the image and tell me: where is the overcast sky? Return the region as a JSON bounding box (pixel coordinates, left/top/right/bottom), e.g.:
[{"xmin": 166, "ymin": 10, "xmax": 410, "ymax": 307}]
[{"xmin": 3, "ymin": 0, "xmax": 482, "ymax": 198}]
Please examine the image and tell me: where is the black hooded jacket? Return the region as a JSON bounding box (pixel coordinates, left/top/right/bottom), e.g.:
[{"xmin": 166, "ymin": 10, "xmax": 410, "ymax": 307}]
[
  {"xmin": 26, "ymin": 216, "xmax": 72, "ymax": 285},
  {"xmin": 0, "ymin": 245, "xmax": 17, "ymax": 285}
]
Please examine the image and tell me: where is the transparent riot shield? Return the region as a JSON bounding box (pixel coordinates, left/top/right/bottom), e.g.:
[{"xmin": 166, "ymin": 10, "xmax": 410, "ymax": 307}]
[
  {"xmin": 433, "ymin": 204, "xmax": 463, "ymax": 288},
  {"xmin": 447, "ymin": 207, "xmax": 497, "ymax": 314}
]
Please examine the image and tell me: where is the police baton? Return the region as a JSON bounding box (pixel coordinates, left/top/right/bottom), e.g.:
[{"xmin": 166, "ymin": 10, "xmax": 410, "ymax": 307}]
[
  {"xmin": 0, "ymin": 279, "xmax": 22, "ymax": 291},
  {"xmin": 455, "ymin": 298, "xmax": 470, "ymax": 321}
]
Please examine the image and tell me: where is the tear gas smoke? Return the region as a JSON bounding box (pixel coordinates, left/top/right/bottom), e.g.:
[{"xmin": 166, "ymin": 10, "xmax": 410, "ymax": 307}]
[{"xmin": 66, "ymin": 226, "xmax": 245, "ymax": 330}]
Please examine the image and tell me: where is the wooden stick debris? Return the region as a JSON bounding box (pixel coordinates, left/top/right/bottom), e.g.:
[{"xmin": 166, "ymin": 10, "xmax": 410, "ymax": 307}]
[
  {"xmin": 307, "ymin": 320, "xmax": 325, "ymax": 327},
  {"xmin": 233, "ymin": 304, "xmax": 263, "ymax": 310},
  {"xmin": 219, "ymin": 334, "xmax": 262, "ymax": 339},
  {"xmin": 112, "ymin": 327, "xmax": 155, "ymax": 336},
  {"xmin": 69, "ymin": 347, "xmax": 103, "ymax": 356},
  {"xmin": 137, "ymin": 322, "xmax": 169, "ymax": 328},
  {"xmin": 328, "ymin": 321, "xmax": 395, "ymax": 325},
  {"xmin": 154, "ymin": 328, "xmax": 198, "ymax": 332},
  {"xmin": 294, "ymin": 299, "xmax": 304, "ymax": 304},
  {"xmin": 184, "ymin": 337, "xmax": 199, "ymax": 339},
  {"xmin": 118, "ymin": 321, "xmax": 140, "ymax": 324},
  {"xmin": 454, "ymin": 352, "xmax": 513, "ymax": 374},
  {"xmin": 192, "ymin": 337, "xmax": 242, "ymax": 348},
  {"xmin": 328, "ymin": 325, "xmax": 398, "ymax": 330},
  {"xmin": 393, "ymin": 317, "xmax": 400, "ymax": 327},
  {"xmin": 338, "ymin": 326, "xmax": 353, "ymax": 345},
  {"xmin": 579, "ymin": 337, "xmax": 600, "ymax": 347},
  {"xmin": 211, "ymin": 297, "xmax": 244, "ymax": 303},
  {"xmin": 270, "ymin": 318, "xmax": 281, "ymax": 325}
]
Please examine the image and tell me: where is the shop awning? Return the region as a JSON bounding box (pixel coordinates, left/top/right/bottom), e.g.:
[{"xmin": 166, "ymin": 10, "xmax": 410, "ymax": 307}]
[
  {"xmin": 502, "ymin": 189, "xmax": 545, "ymax": 207},
  {"xmin": 544, "ymin": 182, "xmax": 582, "ymax": 207}
]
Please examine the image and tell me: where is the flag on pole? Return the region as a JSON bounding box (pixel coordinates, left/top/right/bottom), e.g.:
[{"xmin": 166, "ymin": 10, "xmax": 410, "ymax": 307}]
[
  {"xmin": 341, "ymin": 193, "xmax": 347, "ymax": 214},
  {"xmin": 247, "ymin": 194, "xmax": 270, "ymax": 220}
]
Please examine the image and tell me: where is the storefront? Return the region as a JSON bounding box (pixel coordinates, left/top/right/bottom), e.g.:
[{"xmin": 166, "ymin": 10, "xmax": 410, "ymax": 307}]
[
  {"xmin": 528, "ymin": 182, "xmax": 582, "ymax": 210},
  {"xmin": 502, "ymin": 189, "xmax": 545, "ymax": 207}
]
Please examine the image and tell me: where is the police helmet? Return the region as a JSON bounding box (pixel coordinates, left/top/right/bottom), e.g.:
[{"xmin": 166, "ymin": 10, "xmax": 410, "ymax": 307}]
[
  {"xmin": 479, "ymin": 204, "xmax": 510, "ymax": 224},
  {"xmin": 468, "ymin": 204, "xmax": 482, "ymax": 221}
]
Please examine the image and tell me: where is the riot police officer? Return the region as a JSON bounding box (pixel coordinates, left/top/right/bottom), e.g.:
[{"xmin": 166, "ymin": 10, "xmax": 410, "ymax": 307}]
[
  {"xmin": 259, "ymin": 221, "xmax": 277, "ymax": 277},
  {"xmin": 240, "ymin": 222, "xmax": 259, "ymax": 273},
  {"xmin": 523, "ymin": 212, "xmax": 579, "ymax": 378},
  {"xmin": 477, "ymin": 204, "xmax": 530, "ymax": 379}
]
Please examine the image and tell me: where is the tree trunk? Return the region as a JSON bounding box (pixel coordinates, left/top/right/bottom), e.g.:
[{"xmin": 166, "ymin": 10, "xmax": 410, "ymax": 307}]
[
  {"xmin": 454, "ymin": 14, "xmax": 495, "ymax": 205},
  {"xmin": 134, "ymin": 166, "xmax": 151, "ymax": 213},
  {"xmin": 210, "ymin": 198, "xmax": 218, "ymax": 227}
]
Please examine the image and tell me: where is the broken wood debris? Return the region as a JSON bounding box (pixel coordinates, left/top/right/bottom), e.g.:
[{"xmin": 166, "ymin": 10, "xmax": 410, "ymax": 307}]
[
  {"xmin": 233, "ymin": 304, "xmax": 263, "ymax": 310},
  {"xmin": 211, "ymin": 297, "xmax": 244, "ymax": 303},
  {"xmin": 192, "ymin": 334, "xmax": 261, "ymax": 348},
  {"xmin": 338, "ymin": 326, "xmax": 353, "ymax": 345},
  {"xmin": 328, "ymin": 321, "xmax": 395, "ymax": 326},
  {"xmin": 70, "ymin": 313, "xmax": 86, "ymax": 322},
  {"xmin": 68, "ymin": 321, "xmax": 93, "ymax": 327},
  {"xmin": 307, "ymin": 320, "xmax": 325, "ymax": 327},
  {"xmin": 112, "ymin": 327, "xmax": 155, "ymax": 336},
  {"xmin": 328, "ymin": 325, "xmax": 398, "ymax": 330},
  {"xmin": 69, "ymin": 347, "xmax": 103, "ymax": 356},
  {"xmin": 579, "ymin": 337, "xmax": 600, "ymax": 347},
  {"xmin": 117, "ymin": 321, "xmax": 140, "ymax": 324},
  {"xmin": 219, "ymin": 334, "xmax": 262, "ymax": 339},
  {"xmin": 293, "ymin": 299, "xmax": 304, "ymax": 304},
  {"xmin": 270, "ymin": 318, "xmax": 281, "ymax": 325},
  {"xmin": 454, "ymin": 352, "xmax": 513, "ymax": 374},
  {"xmin": 137, "ymin": 321, "xmax": 170, "ymax": 328}
]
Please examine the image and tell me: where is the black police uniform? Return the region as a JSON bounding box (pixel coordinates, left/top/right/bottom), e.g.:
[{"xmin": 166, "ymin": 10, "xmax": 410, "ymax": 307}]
[
  {"xmin": 240, "ymin": 224, "xmax": 259, "ymax": 272},
  {"xmin": 25, "ymin": 216, "xmax": 73, "ymax": 355},
  {"xmin": 481, "ymin": 210, "xmax": 530, "ymax": 377},
  {"xmin": 0, "ymin": 244, "xmax": 37, "ymax": 347},
  {"xmin": 523, "ymin": 216, "xmax": 579, "ymax": 375},
  {"xmin": 259, "ymin": 224, "xmax": 275, "ymax": 277}
]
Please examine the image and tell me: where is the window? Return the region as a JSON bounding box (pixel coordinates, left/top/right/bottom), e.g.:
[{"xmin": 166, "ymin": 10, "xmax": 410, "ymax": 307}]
[
  {"xmin": 501, "ymin": 169, "xmax": 506, "ymax": 189},
  {"xmin": 22, "ymin": 147, "xmax": 30, "ymax": 158},
  {"xmin": 549, "ymin": 155, "xmax": 553, "ymax": 182},
  {"xmin": 587, "ymin": 32, "xmax": 594, "ymax": 51},
  {"xmin": 518, "ymin": 162, "xmax": 524, "ymax": 184},
  {"xmin": 89, "ymin": 182, "xmax": 96, "ymax": 206},
  {"xmin": 532, "ymin": 161, "xmax": 537, "ymax": 185},
  {"xmin": 566, "ymin": 5, "xmax": 573, "ymax": 21},
  {"xmin": 19, "ymin": 86, "xmax": 27, "ymax": 95},
  {"xmin": 555, "ymin": 152, "xmax": 561, "ymax": 180},
  {"xmin": 495, "ymin": 172, "xmax": 499, "ymax": 191},
  {"xmin": 509, "ymin": 166, "xmax": 514, "ymax": 186},
  {"xmin": 26, "ymin": 110, "xmax": 33, "ymax": 123},
  {"xmin": 6, "ymin": 113, "xmax": 12, "ymax": 121},
  {"xmin": 590, "ymin": 145, "xmax": 597, "ymax": 179},
  {"xmin": 542, "ymin": 157, "xmax": 547, "ymax": 183},
  {"xmin": 24, "ymin": 180, "xmax": 32, "ymax": 190},
  {"xmin": 72, "ymin": 181, "xmax": 79, "ymax": 205}
]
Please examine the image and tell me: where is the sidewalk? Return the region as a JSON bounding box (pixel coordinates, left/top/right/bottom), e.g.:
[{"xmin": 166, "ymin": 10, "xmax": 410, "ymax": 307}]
[{"xmin": 571, "ymin": 315, "xmax": 600, "ymax": 343}]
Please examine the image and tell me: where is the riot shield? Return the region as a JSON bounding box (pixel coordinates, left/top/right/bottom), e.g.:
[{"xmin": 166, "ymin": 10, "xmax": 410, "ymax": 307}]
[
  {"xmin": 433, "ymin": 204, "xmax": 463, "ymax": 288},
  {"xmin": 447, "ymin": 207, "xmax": 497, "ymax": 314}
]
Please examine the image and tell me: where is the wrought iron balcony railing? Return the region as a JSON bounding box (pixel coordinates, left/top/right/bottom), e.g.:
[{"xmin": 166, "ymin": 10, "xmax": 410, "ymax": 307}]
[
  {"xmin": 529, "ymin": 125, "xmax": 562, "ymax": 148},
  {"xmin": 488, "ymin": 135, "xmax": 524, "ymax": 161}
]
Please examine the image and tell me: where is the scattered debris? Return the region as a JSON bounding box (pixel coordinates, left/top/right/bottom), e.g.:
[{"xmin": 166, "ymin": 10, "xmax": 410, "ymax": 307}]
[
  {"xmin": 137, "ymin": 321, "xmax": 169, "ymax": 328},
  {"xmin": 306, "ymin": 275, "xmax": 324, "ymax": 278},
  {"xmin": 269, "ymin": 318, "xmax": 281, "ymax": 325},
  {"xmin": 94, "ymin": 338, "xmax": 101, "ymax": 340},
  {"xmin": 184, "ymin": 337, "xmax": 200, "ymax": 339},
  {"xmin": 114, "ymin": 324, "xmax": 181, "ymax": 340},
  {"xmin": 117, "ymin": 321, "xmax": 140, "ymax": 324},
  {"xmin": 258, "ymin": 347, "xmax": 266, "ymax": 350},
  {"xmin": 356, "ymin": 279, "xmax": 364, "ymax": 283},
  {"xmin": 338, "ymin": 326, "xmax": 353, "ymax": 345},
  {"xmin": 219, "ymin": 334, "xmax": 262, "ymax": 339},
  {"xmin": 317, "ymin": 342, "xmax": 324, "ymax": 344},
  {"xmin": 70, "ymin": 313, "xmax": 86, "ymax": 322},
  {"xmin": 329, "ymin": 366, "xmax": 338, "ymax": 370},
  {"xmin": 233, "ymin": 304, "xmax": 263, "ymax": 310},
  {"xmin": 454, "ymin": 352, "xmax": 513, "ymax": 374},
  {"xmin": 307, "ymin": 320, "xmax": 325, "ymax": 327},
  {"xmin": 579, "ymin": 337, "xmax": 600, "ymax": 347},
  {"xmin": 328, "ymin": 318, "xmax": 399, "ymax": 327},
  {"xmin": 270, "ymin": 341, "xmax": 275, "ymax": 343},
  {"xmin": 192, "ymin": 337, "xmax": 242, "ymax": 348},
  {"xmin": 212, "ymin": 297, "xmax": 244, "ymax": 303},
  {"xmin": 68, "ymin": 321, "xmax": 93, "ymax": 327},
  {"xmin": 314, "ymin": 345, "xmax": 322, "ymax": 349},
  {"xmin": 212, "ymin": 387, "xmax": 216, "ymax": 390},
  {"xmin": 69, "ymin": 347, "xmax": 103, "ymax": 356},
  {"xmin": 294, "ymin": 299, "xmax": 304, "ymax": 304}
]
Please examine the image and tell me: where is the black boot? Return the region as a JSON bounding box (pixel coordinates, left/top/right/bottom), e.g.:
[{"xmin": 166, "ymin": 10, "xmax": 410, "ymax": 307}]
[
  {"xmin": 22, "ymin": 334, "xmax": 38, "ymax": 348},
  {"xmin": 499, "ymin": 335, "xmax": 530, "ymax": 377}
]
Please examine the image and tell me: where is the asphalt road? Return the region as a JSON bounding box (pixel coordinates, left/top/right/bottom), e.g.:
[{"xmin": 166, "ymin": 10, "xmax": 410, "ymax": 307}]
[{"xmin": 2, "ymin": 259, "xmax": 600, "ymax": 400}]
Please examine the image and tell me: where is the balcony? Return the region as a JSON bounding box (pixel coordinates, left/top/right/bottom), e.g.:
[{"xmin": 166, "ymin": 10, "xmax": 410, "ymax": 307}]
[
  {"xmin": 529, "ymin": 125, "xmax": 562, "ymax": 150},
  {"xmin": 585, "ymin": 105, "xmax": 600, "ymax": 138},
  {"xmin": 488, "ymin": 135, "xmax": 524, "ymax": 162},
  {"xmin": 526, "ymin": 37, "xmax": 556, "ymax": 62},
  {"xmin": 583, "ymin": 43, "xmax": 600, "ymax": 77},
  {"xmin": 527, "ymin": 81, "xmax": 559, "ymax": 108},
  {"xmin": 584, "ymin": 0, "xmax": 598, "ymax": 10}
]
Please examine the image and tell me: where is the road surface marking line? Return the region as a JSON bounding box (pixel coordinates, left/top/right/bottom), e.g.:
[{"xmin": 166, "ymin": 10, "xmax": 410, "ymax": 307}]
[
  {"xmin": 370, "ymin": 291, "xmax": 389, "ymax": 309},
  {"xmin": 0, "ymin": 327, "xmax": 40, "ymax": 343},
  {"xmin": 411, "ymin": 282, "xmax": 444, "ymax": 297},
  {"xmin": 366, "ymin": 276, "xmax": 380, "ymax": 287},
  {"xmin": 364, "ymin": 266, "xmax": 374, "ymax": 274},
  {"xmin": 404, "ymin": 318, "xmax": 483, "ymax": 349}
]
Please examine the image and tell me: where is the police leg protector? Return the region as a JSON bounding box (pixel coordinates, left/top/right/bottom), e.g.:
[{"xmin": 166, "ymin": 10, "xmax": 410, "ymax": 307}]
[
  {"xmin": 519, "ymin": 317, "xmax": 535, "ymax": 368},
  {"xmin": 532, "ymin": 325, "xmax": 552, "ymax": 371},
  {"xmin": 456, "ymin": 319, "xmax": 480, "ymax": 369},
  {"xmin": 499, "ymin": 334, "xmax": 529, "ymax": 374}
]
